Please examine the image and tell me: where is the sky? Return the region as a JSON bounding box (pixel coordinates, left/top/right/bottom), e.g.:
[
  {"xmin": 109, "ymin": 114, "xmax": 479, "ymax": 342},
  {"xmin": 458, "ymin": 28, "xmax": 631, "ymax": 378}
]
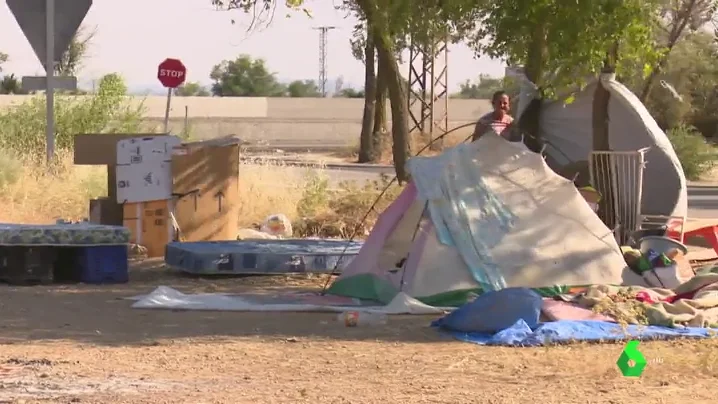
[{"xmin": 0, "ymin": 0, "xmax": 506, "ymax": 94}]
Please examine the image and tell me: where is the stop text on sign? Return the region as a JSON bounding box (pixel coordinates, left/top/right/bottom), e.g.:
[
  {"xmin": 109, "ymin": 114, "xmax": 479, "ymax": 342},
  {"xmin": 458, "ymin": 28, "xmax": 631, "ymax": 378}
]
[{"xmin": 159, "ymin": 69, "xmax": 184, "ymax": 78}]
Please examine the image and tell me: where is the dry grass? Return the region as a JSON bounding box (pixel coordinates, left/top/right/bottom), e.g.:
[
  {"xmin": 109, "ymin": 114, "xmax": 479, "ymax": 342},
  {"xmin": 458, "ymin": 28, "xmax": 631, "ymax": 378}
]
[
  {"xmin": 0, "ymin": 152, "xmax": 400, "ymax": 237},
  {"xmin": 0, "ymin": 150, "xmax": 107, "ymax": 224}
]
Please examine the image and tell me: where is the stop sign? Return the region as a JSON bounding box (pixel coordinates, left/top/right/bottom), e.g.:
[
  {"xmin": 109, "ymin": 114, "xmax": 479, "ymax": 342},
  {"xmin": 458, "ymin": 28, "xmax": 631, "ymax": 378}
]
[{"xmin": 157, "ymin": 58, "xmax": 187, "ymax": 88}]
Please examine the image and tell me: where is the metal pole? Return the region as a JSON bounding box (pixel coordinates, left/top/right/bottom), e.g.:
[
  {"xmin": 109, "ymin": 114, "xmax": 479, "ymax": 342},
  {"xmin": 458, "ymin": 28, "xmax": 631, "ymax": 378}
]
[
  {"xmin": 163, "ymin": 88, "xmax": 172, "ymax": 133},
  {"xmin": 184, "ymin": 105, "xmax": 189, "ymax": 137},
  {"xmin": 45, "ymin": 0, "xmax": 55, "ymax": 162}
]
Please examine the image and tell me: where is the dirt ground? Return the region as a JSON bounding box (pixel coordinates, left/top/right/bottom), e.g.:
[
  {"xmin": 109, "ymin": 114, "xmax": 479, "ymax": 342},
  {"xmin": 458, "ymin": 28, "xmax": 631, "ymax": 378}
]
[{"xmin": 0, "ymin": 260, "xmax": 716, "ymax": 404}]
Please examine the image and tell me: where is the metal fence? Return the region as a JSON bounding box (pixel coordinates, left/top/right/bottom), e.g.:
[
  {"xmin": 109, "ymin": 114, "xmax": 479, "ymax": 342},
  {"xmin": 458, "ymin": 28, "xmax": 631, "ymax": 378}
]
[{"xmin": 589, "ymin": 149, "xmax": 648, "ymax": 245}]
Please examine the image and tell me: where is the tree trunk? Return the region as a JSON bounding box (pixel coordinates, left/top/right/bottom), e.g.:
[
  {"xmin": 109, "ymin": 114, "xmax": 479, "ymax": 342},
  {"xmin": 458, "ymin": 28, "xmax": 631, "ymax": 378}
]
[
  {"xmin": 592, "ymin": 46, "xmax": 619, "ymax": 235},
  {"xmin": 356, "ymin": 0, "xmax": 409, "ymax": 181},
  {"xmin": 519, "ymin": 21, "xmax": 547, "ymax": 147},
  {"xmin": 375, "ymin": 34, "xmax": 409, "ymax": 183},
  {"xmin": 371, "ymin": 52, "xmax": 388, "ymax": 162},
  {"xmin": 358, "ymin": 30, "xmax": 377, "ymax": 163}
]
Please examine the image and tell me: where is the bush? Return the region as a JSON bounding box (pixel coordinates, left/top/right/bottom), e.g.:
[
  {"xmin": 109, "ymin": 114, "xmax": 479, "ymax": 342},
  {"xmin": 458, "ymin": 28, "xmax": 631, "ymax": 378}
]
[
  {"xmin": 0, "ymin": 73, "xmax": 145, "ymax": 154},
  {"xmin": 668, "ymin": 124, "xmax": 718, "ymax": 181}
]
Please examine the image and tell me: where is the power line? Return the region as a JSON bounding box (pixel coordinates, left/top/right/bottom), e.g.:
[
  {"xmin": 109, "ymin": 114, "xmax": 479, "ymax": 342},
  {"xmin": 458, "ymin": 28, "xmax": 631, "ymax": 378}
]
[{"xmin": 313, "ymin": 26, "xmax": 336, "ymax": 97}]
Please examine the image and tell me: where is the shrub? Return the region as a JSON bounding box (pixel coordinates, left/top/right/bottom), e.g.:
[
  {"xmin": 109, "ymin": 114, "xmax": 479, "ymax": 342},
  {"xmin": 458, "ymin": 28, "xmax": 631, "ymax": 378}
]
[
  {"xmin": 667, "ymin": 124, "xmax": 718, "ymax": 181},
  {"xmin": 0, "ymin": 73, "xmax": 145, "ymax": 154}
]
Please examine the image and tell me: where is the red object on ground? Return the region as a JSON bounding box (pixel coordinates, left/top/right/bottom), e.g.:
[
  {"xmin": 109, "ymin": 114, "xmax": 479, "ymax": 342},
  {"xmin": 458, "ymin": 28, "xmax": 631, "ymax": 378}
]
[
  {"xmin": 157, "ymin": 58, "xmax": 187, "ymax": 88},
  {"xmin": 665, "ymin": 217, "xmax": 685, "ymax": 242},
  {"xmin": 683, "ymin": 225, "xmax": 718, "ymax": 255}
]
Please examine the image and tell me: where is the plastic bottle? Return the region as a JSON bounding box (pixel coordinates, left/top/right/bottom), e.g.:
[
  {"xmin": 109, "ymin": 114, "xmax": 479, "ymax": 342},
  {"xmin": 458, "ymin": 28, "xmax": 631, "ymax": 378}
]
[{"xmin": 337, "ymin": 311, "xmax": 388, "ymax": 327}]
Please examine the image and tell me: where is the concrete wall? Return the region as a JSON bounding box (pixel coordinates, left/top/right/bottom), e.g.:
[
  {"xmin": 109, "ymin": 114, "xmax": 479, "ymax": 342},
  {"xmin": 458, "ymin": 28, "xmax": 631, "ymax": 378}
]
[{"xmin": 0, "ymin": 95, "xmax": 491, "ymax": 146}]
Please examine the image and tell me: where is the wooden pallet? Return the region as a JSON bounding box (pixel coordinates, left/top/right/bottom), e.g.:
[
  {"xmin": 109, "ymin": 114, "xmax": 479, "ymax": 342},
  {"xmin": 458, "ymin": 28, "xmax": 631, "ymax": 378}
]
[{"xmin": 0, "ymin": 246, "xmax": 56, "ymax": 286}]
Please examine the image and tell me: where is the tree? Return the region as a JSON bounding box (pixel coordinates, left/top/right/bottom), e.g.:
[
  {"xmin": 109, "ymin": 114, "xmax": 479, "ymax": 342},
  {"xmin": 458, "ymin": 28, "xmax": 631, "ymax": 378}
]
[
  {"xmin": 175, "ymin": 81, "xmax": 211, "ymax": 96},
  {"xmin": 0, "ymin": 74, "xmax": 23, "ymax": 95},
  {"xmin": 286, "ymin": 79, "xmax": 320, "ymax": 97},
  {"xmin": 638, "ymin": 0, "xmax": 716, "ymax": 102},
  {"xmin": 210, "ymin": 54, "xmax": 286, "ymax": 96},
  {"xmin": 336, "ymin": 88, "xmax": 365, "ymax": 98},
  {"xmin": 55, "ymin": 26, "xmax": 96, "ymax": 76},
  {"xmin": 0, "ymin": 52, "xmax": 7, "ymax": 73},
  {"xmin": 638, "ymin": 32, "xmax": 718, "ymax": 136},
  {"xmin": 453, "ymin": 75, "xmax": 518, "ymax": 99},
  {"xmin": 212, "ymin": 0, "xmax": 482, "ymax": 181}
]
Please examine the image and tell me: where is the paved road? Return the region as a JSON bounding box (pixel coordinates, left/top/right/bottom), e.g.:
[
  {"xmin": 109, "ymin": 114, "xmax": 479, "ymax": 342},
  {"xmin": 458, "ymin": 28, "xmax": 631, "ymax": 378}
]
[
  {"xmin": 267, "ymin": 163, "xmax": 718, "ymax": 219},
  {"xmin": 686, "ymin": 186, "xmax": 718, "ymax": 219}
]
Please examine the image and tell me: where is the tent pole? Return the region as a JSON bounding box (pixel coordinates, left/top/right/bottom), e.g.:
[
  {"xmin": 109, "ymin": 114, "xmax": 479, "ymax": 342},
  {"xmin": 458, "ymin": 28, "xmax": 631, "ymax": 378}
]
[{"xmin": 397, "ymin": 201, "xmax": 429, "ymax": 293}]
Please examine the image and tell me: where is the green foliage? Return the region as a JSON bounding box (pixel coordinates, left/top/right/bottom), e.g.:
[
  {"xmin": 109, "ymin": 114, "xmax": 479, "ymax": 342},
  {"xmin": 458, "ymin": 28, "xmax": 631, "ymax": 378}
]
[
  {"xmin": 287, "ymin": 80, "xmax": 320, "ymax": 97},
  {"xmin": 55, "ymin": 26, "xmax": 95, "ymax": 76},
  {"xmin": 472, "ymin": 0, "xmax": 663, "ymax": 96},
  {"xmin": 0, "ymin": 73, "xmax": 145, "ymax": 155},
  {"xmin": 210, "ymin": 54, "xmax": 287, "ymax": 96},
  {"xmin": 175, "ymin": 81, "xmax": 211, "ymax": 96},
  {"xmin": 646, "ymin": 33, "xmax": 718, "ymax": 137},
  {"xmin": 453, "ymin": 74, "xmax": 519, "ymax": 99},
  {"xmin": 0, "ymin": 52, "xmax": 7, "ymax": 72},
  {"xmin": 0, "ymin": 74, "xmax": 23, "ymax": 95},
  {"xmin": 296, "ymin": 171, "xmax": 330, "ymax": 217},
  {"xmin": 337, "ymin": 88, "xmax": 365, "ymax": 98},
  {"xmin": 667, "ymin": 124, "xmax": 718, "ymax": 180},
  {"xmin": 292, "ymin": 174, "xmax": 403, "ymax": 238}
]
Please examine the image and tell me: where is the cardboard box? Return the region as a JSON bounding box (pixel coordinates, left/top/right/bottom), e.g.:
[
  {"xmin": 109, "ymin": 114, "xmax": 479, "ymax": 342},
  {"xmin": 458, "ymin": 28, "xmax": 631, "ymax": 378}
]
[
  {"xmin": 122, "ymin": 199, "xmax": 173, "ymax": 258},
  {"xmin": 172, "ymin": 137, "xmax": 240, "ymax": 241}
]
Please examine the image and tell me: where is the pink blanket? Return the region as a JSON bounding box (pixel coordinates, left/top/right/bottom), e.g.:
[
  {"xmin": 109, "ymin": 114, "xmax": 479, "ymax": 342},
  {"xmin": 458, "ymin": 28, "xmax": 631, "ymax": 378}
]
[{"xmin": 542, "ymin": 298, "xmax": 614, "ymax": 322}]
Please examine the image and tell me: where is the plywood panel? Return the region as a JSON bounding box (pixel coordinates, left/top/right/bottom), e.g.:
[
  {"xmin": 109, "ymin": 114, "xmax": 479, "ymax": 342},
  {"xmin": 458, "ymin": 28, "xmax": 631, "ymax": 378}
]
[{"xmin": 73, "ymin": 133, "xmax": 156, "ymax": 165}]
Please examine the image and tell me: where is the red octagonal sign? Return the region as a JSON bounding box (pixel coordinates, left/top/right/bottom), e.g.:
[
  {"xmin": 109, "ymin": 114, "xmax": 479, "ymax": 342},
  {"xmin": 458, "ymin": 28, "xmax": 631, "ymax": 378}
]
[{"xmin": 157, "ymin": 58, "xmax": 187, "ymax": 88}]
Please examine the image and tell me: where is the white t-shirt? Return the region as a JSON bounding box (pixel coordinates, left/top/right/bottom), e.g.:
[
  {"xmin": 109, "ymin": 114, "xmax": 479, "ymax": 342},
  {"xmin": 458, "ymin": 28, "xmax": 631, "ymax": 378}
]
[{"xmin": 476, "ymin": 112, "xmax": 514, "ymax": 137}]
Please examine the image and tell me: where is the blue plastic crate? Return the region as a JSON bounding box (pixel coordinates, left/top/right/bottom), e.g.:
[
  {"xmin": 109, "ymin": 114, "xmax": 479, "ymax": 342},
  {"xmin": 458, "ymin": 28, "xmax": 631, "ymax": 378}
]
[{"xmin": 77, "ymin": 245, "xmax": 129, "ymax": 284}]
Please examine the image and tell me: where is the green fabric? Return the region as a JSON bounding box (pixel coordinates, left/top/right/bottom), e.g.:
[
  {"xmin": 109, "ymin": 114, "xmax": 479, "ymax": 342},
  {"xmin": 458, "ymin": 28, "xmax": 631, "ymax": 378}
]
[
  {"xmin": 415, "ymin": 286, "xmax": 571, "ymax": 306},
  {"xmin": 416, "ymin": 288, "xmax": 482, "ymax": 307},
  {"xmin": 326, "ymin": 273, "xmax": 583, "ymax": 307},
  {"xmin": 325, "ymin": 273, "xmax": 399, "ymax": 304}
]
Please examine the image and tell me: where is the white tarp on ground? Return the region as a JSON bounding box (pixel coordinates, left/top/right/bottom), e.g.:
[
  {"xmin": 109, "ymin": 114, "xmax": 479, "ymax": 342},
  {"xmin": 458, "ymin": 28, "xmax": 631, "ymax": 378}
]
[
  {"xmin": 130, "ymin": 286, "xmax": 445, "ymax": 315},
  {"xmin": 516, "ymin": 74, "xmax": 688, "ymax": 218}
]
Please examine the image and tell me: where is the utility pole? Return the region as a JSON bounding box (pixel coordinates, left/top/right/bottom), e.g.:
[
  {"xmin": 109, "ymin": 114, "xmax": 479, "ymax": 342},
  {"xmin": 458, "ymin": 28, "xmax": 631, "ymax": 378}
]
[{"xmin": 313, "ymin": 26, "xmax": 336, "ymax": 97}]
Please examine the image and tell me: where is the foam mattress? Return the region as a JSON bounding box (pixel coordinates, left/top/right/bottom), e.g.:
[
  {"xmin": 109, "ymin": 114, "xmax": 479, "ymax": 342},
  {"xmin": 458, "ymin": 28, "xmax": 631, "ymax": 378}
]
[
  {"xmin": 0, "ymin": 223, "xmax": 130, "ymax": 246},
  {"xmin": 165, "ymin": 239, "xmax": 363, "ymax": 275}
]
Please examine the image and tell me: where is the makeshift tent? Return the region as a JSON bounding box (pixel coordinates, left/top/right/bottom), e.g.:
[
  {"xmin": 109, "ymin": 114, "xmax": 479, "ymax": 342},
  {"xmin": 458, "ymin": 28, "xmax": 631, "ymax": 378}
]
[
  {"xmin": 327, "ymin": 135, "xmax": 645, "ymax": 306},
  {"xmin": 515, "ymin": 73, "xmax": 688, "ymax": 218}
]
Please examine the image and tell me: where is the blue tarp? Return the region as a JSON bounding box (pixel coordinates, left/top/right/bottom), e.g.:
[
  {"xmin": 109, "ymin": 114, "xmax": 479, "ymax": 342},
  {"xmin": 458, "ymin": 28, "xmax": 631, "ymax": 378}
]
[{"xmin": 433, "ymin": 318, "xmax": 717, "ymax": 346}]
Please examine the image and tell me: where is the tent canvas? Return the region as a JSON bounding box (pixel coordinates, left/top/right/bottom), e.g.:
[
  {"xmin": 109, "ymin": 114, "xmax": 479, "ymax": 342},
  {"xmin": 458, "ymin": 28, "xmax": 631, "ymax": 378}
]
[
  {"xmin": 516, "ymin": 74, "xmax": 687, "ymax": 218},
  {"xmin": 327, "ymin": 135, "xmax": 646, "ymax": 306}
]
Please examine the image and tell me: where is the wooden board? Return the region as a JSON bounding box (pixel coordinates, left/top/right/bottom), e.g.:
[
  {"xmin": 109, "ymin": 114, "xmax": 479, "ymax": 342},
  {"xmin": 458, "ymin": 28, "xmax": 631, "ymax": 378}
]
[
  {"xmin": 172, "ymin": 138, "xmax": 240, "ymax": 241},
  {"xmin": 73, "ymin": 133, "xmax": 157, "ymax": 165}
]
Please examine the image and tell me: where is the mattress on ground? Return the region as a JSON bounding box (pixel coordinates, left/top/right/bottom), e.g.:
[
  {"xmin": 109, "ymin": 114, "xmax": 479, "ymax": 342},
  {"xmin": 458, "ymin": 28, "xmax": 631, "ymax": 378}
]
[
  {"xmin": 165, "ymin": 239, "xmax": 363, "ymax": 274},
  {"xmin": 0, "ymin": 223, "xmax": 130, "ymax": 246}
]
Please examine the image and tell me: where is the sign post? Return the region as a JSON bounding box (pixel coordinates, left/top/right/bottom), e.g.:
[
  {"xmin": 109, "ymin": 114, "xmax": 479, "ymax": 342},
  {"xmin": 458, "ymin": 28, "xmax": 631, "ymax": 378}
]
[
  {"xmin": 45, "ymin": 0, "xmax": 55, "ymax": 162},
  {"xmin": 156, "ymin": 58, "xmax": 187, "ymax": 133},
  {"xmin": 6, "ymin": 0, "xmax": 92, "ymax": 162}
]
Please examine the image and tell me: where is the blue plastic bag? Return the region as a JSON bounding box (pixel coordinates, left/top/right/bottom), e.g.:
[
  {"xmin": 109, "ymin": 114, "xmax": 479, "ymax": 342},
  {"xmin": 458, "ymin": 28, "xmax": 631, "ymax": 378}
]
[{"xmin": 433, "ymin": 287, "xmax": 543, "ymax": 333}]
